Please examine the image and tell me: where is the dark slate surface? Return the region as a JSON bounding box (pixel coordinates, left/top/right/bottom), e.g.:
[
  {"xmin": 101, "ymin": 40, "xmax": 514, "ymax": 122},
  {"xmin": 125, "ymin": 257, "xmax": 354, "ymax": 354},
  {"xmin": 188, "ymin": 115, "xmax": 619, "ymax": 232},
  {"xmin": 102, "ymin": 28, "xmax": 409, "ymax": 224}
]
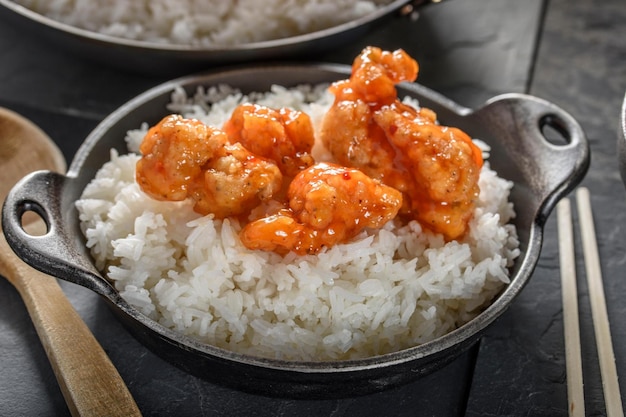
[
  {"xmin": 466, "ymin": 0, "xmax": 626, "ymax": 415},
  {"xmin": 3, "ymin": 0, "xmax": 622, "ymax": 416}
]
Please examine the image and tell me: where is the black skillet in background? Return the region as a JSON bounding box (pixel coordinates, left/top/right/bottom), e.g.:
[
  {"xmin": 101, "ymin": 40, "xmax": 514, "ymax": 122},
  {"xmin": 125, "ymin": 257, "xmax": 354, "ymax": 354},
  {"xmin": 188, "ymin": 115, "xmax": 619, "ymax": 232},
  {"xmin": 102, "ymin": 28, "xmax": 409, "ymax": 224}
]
[{"xmin": 0, "ymin": 0, "xmax": 433, "ymax": 75}]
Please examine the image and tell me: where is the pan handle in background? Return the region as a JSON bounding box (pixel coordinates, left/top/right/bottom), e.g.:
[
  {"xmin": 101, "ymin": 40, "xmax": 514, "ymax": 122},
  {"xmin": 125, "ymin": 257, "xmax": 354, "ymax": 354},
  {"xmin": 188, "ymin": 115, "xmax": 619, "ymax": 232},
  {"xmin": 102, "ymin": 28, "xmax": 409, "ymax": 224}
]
[
  {"xmin": 471, "ymin": 93, "xmax": 590, "ymax": 224},
  {"xmin": 2, "ymin": 170, "xmax": 120, "ymax": 302}
]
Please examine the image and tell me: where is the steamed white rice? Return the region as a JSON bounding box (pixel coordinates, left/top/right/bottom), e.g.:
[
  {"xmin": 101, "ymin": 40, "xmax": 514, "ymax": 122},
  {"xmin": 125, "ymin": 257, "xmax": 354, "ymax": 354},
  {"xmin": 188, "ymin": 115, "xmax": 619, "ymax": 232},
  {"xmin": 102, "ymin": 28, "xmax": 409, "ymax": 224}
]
[
  {"xmin": 75, "ymin": 84, "xmax": 520, "ymax": 361},
  {"xmin": 14, "ymin": 0, "xmax": 388, "ymax": 47}
]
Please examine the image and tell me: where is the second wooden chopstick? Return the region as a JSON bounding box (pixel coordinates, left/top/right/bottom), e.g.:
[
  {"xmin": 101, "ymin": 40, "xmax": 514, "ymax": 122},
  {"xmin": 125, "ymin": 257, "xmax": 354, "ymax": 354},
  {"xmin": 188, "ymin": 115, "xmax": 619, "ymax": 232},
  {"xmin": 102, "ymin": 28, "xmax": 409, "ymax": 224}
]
[
  {"xmin": 557, "ymin": 197, "xmax": 585, "ymax": 417},
  {"xmin": 576, "ymin": 187, "xmax": 624, "ymax": 417}
]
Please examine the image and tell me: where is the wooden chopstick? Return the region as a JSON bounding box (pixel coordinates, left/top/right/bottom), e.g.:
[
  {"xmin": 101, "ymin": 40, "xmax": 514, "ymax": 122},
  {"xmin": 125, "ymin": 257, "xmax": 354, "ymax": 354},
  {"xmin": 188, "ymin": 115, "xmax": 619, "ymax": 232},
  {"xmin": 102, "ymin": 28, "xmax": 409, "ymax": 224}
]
[
  {"xmin": 557, "ymin": 197, "xmax": 585, "ymax": 417},
  {"xmin": 575, "ymin": 187, "xmax": 624, "ymax": 417}
]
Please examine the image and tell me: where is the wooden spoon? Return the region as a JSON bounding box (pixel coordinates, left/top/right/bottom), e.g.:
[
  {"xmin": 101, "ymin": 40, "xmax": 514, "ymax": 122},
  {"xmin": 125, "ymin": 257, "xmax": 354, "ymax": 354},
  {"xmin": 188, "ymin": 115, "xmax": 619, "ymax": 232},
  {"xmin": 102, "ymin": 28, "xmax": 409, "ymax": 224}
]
[{"xmin": 0, "ymin": 107, "xmax": 142, "ymax": 417}]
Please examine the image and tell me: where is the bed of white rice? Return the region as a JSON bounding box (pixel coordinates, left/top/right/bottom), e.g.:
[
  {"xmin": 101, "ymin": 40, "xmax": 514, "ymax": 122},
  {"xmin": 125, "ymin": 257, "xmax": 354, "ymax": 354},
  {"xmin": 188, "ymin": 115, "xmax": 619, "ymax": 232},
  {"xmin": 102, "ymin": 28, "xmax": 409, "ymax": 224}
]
[
  {"xmin": 14, "ymin": 0, "xmax": 388, "ymax": 47},
  {"xmin": 75, "ymin": 84, "xmax": 520, "ymax": 361}
]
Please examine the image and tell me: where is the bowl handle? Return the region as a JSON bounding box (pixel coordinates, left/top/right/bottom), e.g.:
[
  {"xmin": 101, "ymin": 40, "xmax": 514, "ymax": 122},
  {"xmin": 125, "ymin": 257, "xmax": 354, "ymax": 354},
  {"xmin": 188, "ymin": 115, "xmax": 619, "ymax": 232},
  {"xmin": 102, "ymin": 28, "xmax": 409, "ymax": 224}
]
[
  {"xmin": 2, "ymin": 171, "xmax": 121, "ymax": 302},
  {"xmin": 473, "ymin": 93, "xmax": 590, "ymax": 222}
]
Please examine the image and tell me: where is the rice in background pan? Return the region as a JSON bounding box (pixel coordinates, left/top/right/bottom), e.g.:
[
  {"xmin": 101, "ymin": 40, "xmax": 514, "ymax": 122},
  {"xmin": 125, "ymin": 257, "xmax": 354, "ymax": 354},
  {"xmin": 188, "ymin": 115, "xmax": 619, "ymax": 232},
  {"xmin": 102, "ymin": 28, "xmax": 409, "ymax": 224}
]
[
  {"xmin": 75, "ymin": 84, "xmax": 520, "ymax": 361},
  {"xmin": 13, "ymin": 0, "xmax": 386, "ymax": 47}
]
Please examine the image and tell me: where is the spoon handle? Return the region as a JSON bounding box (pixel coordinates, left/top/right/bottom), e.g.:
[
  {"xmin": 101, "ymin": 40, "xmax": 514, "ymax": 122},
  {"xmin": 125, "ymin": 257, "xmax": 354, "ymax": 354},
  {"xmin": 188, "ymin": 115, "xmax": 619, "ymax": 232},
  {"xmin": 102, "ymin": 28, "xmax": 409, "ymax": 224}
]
[{"xmin": 0, "ymin": 234, "xmax": 142, "ymax": 417}]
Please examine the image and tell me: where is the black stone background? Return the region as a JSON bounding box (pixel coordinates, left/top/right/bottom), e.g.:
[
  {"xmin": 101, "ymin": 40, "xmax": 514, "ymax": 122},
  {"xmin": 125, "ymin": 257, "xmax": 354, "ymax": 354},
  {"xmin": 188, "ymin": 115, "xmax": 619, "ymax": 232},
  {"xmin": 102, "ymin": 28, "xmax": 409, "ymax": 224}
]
[{"xmin": 1, "ymin": 0, "xmax": 625, "ymax": 415}]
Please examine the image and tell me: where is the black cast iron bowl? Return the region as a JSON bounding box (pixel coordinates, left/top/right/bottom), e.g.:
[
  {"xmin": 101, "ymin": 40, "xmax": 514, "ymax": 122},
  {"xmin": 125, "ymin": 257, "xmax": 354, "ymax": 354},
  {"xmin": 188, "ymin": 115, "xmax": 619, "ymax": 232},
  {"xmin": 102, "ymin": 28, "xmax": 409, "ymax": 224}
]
[
  {"xmin": 0, "ymin": 0, "xmax": 420, "ymax": 76},
  {"xmin": 2, "ymin": 64, "xmax": 589, "ymax": 399}
]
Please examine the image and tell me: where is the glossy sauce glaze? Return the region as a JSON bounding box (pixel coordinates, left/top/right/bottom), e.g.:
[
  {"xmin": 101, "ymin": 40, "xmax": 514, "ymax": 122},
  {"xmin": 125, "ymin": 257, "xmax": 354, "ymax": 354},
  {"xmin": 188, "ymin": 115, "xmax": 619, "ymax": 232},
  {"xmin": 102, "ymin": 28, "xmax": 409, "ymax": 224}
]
[{"xmin": 136, "ymin": 46, "xmax": 483, "ymax": 253}]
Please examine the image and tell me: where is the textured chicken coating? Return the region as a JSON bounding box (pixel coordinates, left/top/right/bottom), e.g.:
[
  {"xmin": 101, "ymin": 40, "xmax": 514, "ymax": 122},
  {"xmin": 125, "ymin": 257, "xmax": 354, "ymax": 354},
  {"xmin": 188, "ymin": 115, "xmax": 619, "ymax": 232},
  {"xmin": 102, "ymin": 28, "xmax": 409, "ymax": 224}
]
[
  {"xmin": 137, "ymin": 114, "xmax": 227, "ymax": 201},
  {"xmin": 136, "ymin": 45, "xmax": 483, "ymax": 254},
  {"xmin": 240, "ymin": 162, "xmax": 402, "ymax": 255},
  {"xmin": 374, "ymin": 104, "xmax": 483, "ymax": 240},
  {"xmin": 349, "ymin": 45, "xmax": 419, "ymax": 106},
  {"xmin": 320, "ymin": 47, "xmax": 421, "ymax": 193},
  {"xmin": 320, "ymin": 46, "xmax": 483, "ymax": 239},
  {"xmin": 194, "ymin": 142, "xmax": 283, "ymax": 218},
  {"xmin": 136, "ymin": 114, "xmax": 282, "ymax": 218},
  {"xmin": 223, "ymin": 103, "xmax": 315, "ymax": 178}
]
